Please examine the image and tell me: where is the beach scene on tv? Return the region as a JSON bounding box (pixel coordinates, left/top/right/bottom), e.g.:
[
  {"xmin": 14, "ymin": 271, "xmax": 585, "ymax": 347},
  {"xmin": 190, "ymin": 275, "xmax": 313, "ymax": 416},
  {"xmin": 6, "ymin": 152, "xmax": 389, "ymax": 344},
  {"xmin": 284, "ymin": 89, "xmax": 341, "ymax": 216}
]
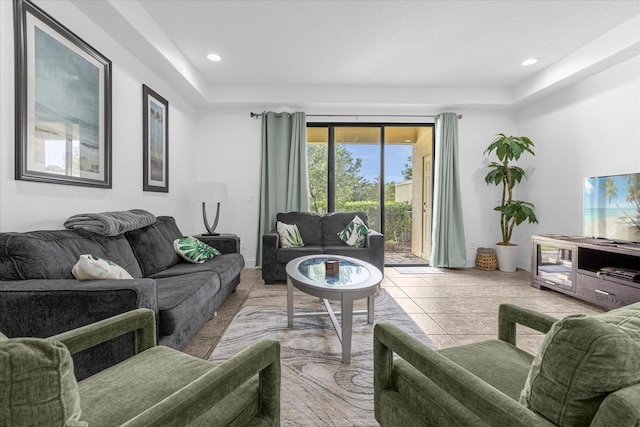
[{"xmin": 584, "ymin": 173, "xmax": 640, "ymax": 243}]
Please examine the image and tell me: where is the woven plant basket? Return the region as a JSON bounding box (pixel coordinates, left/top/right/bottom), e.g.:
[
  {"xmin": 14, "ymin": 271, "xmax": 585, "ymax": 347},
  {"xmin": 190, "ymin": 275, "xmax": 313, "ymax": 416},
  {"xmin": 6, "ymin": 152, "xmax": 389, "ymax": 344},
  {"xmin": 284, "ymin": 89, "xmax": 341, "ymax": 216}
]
[{"xmin": 475, "ymin": 248, "xmax": 497, "ymax": 271}]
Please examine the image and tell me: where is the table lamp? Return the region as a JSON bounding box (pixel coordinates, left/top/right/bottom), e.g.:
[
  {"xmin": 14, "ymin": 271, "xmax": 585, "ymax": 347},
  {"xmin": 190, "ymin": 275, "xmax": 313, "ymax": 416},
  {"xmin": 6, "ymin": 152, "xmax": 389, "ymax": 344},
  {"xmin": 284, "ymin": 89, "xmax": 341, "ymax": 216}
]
[{"xmin": 198, "ymin": 181, "xmax": 228, "ymax": 236}]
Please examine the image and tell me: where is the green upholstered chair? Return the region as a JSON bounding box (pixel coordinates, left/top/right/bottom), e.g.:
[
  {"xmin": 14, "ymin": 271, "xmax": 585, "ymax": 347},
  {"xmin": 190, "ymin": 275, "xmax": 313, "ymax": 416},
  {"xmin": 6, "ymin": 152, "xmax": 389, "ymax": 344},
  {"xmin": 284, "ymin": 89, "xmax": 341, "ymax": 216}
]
[
  {"xmin": 0, "ymin": 308, "xmax": 280, "ymax": 426},
  {"xmin": 374, "ymin": 303, "xmax": 640, "ymax": 427}
]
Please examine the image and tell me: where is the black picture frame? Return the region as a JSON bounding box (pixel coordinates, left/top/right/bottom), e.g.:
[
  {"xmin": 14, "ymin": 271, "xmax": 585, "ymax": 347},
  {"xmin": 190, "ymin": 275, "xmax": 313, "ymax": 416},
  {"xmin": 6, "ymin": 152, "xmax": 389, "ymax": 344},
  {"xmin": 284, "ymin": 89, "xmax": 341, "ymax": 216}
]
[
  {"xmin": 142, "ymin": 84, "xmax": 169, "ymax": 193},
  {"xmin": 14, "ymin": 0, "xmax": 112, "ymax": 188}
]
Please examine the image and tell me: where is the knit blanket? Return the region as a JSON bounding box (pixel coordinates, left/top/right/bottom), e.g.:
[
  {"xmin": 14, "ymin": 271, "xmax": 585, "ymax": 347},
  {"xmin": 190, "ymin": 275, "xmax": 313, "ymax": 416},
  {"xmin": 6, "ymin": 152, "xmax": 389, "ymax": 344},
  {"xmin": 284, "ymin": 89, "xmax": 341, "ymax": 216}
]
[{"xmin": 64, "ymin": 209, "xmax": 156, "ymax": 236}]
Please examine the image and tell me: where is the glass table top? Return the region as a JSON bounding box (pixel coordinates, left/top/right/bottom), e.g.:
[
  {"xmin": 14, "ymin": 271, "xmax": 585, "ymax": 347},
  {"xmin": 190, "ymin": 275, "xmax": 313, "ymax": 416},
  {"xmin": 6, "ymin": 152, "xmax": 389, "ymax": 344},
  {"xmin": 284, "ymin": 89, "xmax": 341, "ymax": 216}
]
[{"xmin": 296, "ymin": 256, "xmax": 371, "ymax": 286}]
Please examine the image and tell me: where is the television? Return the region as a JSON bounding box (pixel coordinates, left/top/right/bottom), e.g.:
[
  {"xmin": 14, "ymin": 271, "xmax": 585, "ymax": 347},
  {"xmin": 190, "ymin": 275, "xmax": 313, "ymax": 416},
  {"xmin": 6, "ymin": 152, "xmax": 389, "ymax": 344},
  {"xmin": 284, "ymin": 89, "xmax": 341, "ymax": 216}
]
[{"xmin": 584, "ymin": 172, "xmax": 640, "ymax": 244}]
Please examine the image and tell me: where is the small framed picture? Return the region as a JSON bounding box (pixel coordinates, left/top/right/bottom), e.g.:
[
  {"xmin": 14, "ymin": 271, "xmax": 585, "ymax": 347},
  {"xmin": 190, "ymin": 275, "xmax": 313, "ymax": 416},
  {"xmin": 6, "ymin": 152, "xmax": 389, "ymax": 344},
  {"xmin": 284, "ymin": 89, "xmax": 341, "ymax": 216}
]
[
  {"xmin": 142, "ymin": 84, "xmax": 169, "ymax": 193},
  {"xmin": 14, "ymin": 0, "xmax": 112, "ymax": 188}
]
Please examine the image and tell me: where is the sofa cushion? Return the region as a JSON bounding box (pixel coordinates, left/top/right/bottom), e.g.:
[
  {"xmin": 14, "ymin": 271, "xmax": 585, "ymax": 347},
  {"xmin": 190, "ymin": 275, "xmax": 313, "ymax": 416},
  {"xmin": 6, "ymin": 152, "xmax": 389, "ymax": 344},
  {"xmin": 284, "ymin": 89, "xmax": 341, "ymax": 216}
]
[
  {"xmin": 72, "ymin": 255, "xmax": 133, "ymax": 280},
  {"xmin": 276, "ymin": 247, "xmax": 324, "ymax": 264},
  {"xmin": 154, "ymin": 272, "xmax": 222, "ymax": 336},
  {"xmin": 0, "ymin": 230, "xmax": 143, "ymax": 280},
  {"xmin": 322, "ymin": 246, "xmax": 372, "ymax": 262},
  {"xmin": 125, "ymin": 216, "xmax": 182, "ymax": 277},
  {"xmin": 520, "ymin": 303, "xmax": 640, "ymax": 426},
  {"xmin": 322, "ymin": 212, "xmax": 369, "ymax": 246},
  {"xmin": 78, "ymin": 346, "xmax": 216, "ymax": 425},
  {"xmin": 0, "ymin": 338, "xmax": 85, "ymax": 427},
  {"xmin": 150, "ymin": 254, "xmax": 244, "ymax": 287},
  {"xmin": 277, "ymin": 212, "xmax": 323, "ymax": 246}
]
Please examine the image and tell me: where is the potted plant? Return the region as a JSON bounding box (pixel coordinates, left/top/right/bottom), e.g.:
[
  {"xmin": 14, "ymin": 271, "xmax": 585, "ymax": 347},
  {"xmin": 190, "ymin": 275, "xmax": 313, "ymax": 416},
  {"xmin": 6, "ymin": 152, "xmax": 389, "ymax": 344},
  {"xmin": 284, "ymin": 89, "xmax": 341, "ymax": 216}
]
[{"xmin": 484, "ymin": 134, "xmax": 538, "ymax": 272}]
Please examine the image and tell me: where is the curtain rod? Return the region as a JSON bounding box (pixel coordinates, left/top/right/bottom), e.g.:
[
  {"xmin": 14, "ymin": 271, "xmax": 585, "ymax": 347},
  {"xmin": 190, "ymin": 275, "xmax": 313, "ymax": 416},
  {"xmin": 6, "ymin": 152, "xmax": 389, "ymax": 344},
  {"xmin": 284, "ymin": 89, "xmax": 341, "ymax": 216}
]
[{"xmin": 249, "ymin": 112, "xmax": 462, "ymax": 119}]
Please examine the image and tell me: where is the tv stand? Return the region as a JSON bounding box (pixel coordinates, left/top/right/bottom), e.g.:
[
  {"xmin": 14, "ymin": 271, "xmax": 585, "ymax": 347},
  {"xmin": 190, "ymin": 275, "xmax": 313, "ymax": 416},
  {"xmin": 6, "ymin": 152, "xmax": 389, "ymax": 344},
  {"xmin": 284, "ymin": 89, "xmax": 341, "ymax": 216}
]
[{"xmin": 531, "ymin": 234, "xmax": 640, "ymax": 309}]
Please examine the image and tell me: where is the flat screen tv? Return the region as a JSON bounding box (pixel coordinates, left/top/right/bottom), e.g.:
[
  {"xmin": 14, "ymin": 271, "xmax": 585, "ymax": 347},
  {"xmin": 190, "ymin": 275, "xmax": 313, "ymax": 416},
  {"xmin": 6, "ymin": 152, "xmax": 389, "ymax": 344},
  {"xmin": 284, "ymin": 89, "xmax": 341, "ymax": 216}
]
[{"xmin": 584, "ymin": 172, "xmax": 640, "ymax": 244}]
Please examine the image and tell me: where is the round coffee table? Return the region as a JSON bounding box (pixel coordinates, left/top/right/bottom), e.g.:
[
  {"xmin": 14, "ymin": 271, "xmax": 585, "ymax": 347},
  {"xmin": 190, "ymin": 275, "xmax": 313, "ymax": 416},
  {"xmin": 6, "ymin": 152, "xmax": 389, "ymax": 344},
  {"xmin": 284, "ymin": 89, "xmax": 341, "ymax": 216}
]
[{"xmin": 285, "ymin": 254, "xmax": 383, "ymax": 363}]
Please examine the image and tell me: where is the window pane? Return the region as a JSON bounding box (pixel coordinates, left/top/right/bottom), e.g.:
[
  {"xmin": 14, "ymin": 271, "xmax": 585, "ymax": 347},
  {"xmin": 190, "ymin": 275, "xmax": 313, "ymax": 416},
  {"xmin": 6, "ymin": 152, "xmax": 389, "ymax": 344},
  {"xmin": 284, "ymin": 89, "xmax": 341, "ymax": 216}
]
[
  {"xmin": 384, "ymin": 127, "xmax": 416, "ymax": 256},
  {"xmin": 307, "ymin": 127, "xmax": 328, "ymax": 214},
  {"xmin": 335, "ymin": 127, "xmax": 381, "ymax": 231}
]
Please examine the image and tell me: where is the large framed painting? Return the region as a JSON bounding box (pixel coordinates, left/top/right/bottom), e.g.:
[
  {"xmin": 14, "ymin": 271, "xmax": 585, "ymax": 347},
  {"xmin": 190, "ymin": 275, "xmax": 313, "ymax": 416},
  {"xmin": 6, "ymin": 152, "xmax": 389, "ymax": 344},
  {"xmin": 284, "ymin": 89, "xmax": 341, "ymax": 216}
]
[
  {"xmin": 142, "ymin": 85, "xmax": 169, "ymax": 193},
  {"xmin": 14, "ymin": 0, "xmax": 112, "ymax": 188}
]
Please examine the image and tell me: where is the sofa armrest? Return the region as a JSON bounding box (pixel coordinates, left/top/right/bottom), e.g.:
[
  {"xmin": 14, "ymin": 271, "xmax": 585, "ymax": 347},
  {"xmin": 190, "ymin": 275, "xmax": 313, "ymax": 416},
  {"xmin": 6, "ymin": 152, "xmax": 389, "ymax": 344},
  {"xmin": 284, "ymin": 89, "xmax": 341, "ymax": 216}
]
[
  {"xmin": 261, "ymin": 230, "xmax": 279, "ymax": 271},
  {"xmin": 366, "ymin": 230, "xmax": 385, "ymax": 274},
  {"xmin": 121, "ymin": 338, "xmax": 281, "ymax": 426},
  {"xmin": 374, "ymin": 321, "xmax": 555, "ymax": 426},
  {"xmin": 0, "ymin": 278, "xmax": 158, "ymax": 338},
  {"xmin": 0, "ymin": 278, "xmax": 159, "ymax": 379},
  {"xmin": 49, "ymin": 308, "xmax": 156, "ymax": 355},
  {"xmin": 498, "ymin": 303, "xmax": 558, "ymax": 345}
]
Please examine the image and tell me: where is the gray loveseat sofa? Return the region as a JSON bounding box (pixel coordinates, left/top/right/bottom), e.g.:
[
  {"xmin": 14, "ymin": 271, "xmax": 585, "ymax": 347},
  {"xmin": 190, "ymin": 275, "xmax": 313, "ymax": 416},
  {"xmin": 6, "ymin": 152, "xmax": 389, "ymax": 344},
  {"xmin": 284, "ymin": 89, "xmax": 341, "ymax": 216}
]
[
  {"xmin": 0, "ymin": 216, "xmax": 244, "ymax": 379},
  {"xmin": 261, "ymin": 211, "xmax": 384, "ymax": 284}
]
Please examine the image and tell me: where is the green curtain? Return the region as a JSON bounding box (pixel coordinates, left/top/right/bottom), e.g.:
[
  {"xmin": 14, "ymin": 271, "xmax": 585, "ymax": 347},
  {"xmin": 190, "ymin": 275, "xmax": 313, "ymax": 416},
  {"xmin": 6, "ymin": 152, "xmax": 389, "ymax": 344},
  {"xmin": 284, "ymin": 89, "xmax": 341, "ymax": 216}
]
[
  {"xmin": 256, "ymin": 112, "xmax": 309, "ymax": 266},
  {"xmin": 430, "ymin": 113, "xmax": 467, "ymax": 268}
]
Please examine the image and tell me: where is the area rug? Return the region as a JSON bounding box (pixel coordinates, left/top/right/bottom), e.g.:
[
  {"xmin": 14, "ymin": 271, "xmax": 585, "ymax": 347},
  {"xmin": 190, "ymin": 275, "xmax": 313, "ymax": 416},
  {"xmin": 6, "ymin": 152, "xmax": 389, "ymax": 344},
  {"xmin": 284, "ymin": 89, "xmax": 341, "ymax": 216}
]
[
  {"xmin": 393, "ymin": 266, "xmax": 443, "ymax": 274},
  {"xmin": 209, "ymin": 286, "xmax": 434, "ymax": 426}
]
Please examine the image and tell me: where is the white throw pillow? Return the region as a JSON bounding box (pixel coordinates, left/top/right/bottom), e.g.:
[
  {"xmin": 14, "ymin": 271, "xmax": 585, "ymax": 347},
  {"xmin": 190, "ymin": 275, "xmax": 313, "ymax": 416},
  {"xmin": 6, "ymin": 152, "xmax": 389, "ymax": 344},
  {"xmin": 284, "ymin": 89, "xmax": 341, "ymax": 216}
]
[
  {"xmin": 72, "ymin": 254, "xmax": 133, "ymax": 280},
  {"xmin": 277, "ymin": 221, "xmax": 304, "ymax": 248}
]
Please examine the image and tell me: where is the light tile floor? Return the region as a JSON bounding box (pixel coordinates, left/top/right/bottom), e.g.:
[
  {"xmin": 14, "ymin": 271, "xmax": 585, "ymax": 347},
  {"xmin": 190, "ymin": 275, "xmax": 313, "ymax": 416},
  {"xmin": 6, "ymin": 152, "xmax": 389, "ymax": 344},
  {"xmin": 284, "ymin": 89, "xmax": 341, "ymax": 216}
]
[
  {"xmin": 183, "ymin": 266, "xmax": 606, "ymax": 359},
  {"xmin": 382, "ymin": 267, "xmax": 607, "ymax": 354}
]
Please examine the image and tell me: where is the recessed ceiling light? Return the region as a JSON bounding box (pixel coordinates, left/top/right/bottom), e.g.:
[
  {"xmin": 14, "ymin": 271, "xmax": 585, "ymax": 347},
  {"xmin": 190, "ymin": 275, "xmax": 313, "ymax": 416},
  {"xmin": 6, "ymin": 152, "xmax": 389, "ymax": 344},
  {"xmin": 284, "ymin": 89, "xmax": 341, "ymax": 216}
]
[
  {"xmin": 521, "ymin": 58, "xmax": 538, "ymax": 66},
  {"xmin": 207, "ymin": 53, "xmax": 222, "ymax": 62}
]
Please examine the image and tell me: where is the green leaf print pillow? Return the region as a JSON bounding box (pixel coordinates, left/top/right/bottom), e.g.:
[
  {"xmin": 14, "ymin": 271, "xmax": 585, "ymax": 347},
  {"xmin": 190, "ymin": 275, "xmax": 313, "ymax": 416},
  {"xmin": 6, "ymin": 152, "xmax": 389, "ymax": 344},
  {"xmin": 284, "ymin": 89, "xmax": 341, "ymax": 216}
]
[
  {"xmin": 337, "ymin": 215, "xmax": 369, "ymax": 248},
  {"xmin": 173, "ymin": 236, "xmax": 221, "ymax": 263}
]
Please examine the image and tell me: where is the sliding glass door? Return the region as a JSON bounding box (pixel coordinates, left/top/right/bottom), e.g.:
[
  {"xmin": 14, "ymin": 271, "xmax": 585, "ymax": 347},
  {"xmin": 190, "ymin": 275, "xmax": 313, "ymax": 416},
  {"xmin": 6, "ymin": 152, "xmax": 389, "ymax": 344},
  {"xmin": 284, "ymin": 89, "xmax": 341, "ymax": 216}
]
[{"xmin": 307, "ymin": 123, "xmax": 433, "ymax": 265}]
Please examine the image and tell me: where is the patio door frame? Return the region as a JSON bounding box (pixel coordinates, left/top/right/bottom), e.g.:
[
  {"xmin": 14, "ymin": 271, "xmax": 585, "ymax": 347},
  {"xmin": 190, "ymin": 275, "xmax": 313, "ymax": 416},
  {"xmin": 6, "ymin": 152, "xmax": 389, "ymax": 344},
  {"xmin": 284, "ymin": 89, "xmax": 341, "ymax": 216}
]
[{"xmin": 307, "ymin": 122, "xmax": 434, "ymax": 259}]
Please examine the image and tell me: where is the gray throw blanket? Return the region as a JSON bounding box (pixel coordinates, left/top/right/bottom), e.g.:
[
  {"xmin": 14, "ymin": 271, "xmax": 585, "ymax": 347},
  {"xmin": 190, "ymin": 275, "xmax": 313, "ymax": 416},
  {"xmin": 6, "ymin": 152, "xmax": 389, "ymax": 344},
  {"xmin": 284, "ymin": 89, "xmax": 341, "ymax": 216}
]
[{"xmin": 64, "ymin": 209, "xmax": 156, "ymax": 236}]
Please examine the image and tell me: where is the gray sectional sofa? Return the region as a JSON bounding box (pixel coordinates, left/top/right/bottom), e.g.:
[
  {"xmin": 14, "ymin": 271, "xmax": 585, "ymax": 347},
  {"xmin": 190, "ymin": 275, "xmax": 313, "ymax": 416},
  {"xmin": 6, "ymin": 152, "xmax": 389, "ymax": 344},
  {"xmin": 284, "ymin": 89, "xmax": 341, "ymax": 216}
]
[
  {"xmin": 261, "ymin": 211, "xmax": 384, "ymax": 284},
  {"xmin": 0, "ymin": 216, "xmax": 244, "ymax": 379}
]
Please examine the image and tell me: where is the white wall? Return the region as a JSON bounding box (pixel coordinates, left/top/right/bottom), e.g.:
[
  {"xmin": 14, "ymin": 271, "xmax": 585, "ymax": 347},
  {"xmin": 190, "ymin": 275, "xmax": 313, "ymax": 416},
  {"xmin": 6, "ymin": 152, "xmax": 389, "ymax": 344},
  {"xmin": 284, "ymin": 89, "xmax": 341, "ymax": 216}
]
[
  {"xmin": 0, "ymin": 0, "xmax": 200, "ymax": 234},
  {"xmin": 196, "ymin": 109, "xmax": 517, "ymax": 268},
  {"xmin": 195, "ymin": 112, "xmax": 262, "ymax": 265},
  {"xmin": 2, "ymin": 1, "xmax": 637, "ymax": 272},
  {"xmin": 458, "ymin": 112, "xmax": 519, "ymax": 265},
  {"xmin": 514, "ymin": 56, "xmax": 640, "ymax": 268}
]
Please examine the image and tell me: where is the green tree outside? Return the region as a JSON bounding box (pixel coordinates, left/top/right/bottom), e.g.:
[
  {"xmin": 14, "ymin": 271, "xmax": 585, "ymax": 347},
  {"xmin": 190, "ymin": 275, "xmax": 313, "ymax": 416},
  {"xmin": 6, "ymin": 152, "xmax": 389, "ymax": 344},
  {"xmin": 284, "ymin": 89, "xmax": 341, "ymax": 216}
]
[{"xmin": 307, "ymin": 143, "xmax": 412, "ymax": 244}]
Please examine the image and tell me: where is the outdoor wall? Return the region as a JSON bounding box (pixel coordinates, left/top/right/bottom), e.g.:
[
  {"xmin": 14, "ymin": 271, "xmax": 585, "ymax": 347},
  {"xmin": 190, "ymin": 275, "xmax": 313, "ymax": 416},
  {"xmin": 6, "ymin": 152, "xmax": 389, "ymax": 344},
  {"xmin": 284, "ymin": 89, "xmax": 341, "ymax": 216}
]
[
  {"xmin": 514, "ymin": 55, "xmax": 640, "ymax": 269},
  {"xmin": 410, "ymin": 126, "xmax": 432, "ymax": 258},
  {"xmin": 0, "ymin": 0, "xmax": 200, "ymax": 234}
]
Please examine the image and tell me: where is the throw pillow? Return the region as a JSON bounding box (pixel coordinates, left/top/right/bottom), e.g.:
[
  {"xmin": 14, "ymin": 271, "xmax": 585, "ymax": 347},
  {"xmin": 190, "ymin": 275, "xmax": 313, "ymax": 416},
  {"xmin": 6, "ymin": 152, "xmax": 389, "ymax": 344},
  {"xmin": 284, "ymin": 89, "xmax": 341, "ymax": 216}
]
[
  {"xmin": 0, "ymin": 338, "xmax": 87, "ymax": 427},
  {"xmin": 173, "ymin": 236, "xmax": 221, "ymax": 263},
  {"xmin": 519, "ymin": 302, "xmax": 640, "ymax": 426},
  {"xmin": 276, "ymin": 221, "xmax": 305, "ymax": 248},
  {"xmin": 71, "ymin": 254, "xmax": 133, "ymax": 280},
  {"xmin": 337, "ymin": 215, "xmax": 369, "ymax": 248}
]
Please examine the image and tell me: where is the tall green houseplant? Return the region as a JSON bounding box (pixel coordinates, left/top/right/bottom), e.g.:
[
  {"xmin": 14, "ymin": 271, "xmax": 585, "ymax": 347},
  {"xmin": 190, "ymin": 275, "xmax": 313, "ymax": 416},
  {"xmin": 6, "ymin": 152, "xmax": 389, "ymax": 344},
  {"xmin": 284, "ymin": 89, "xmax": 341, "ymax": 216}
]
[{"xmin": 484, "ymin": 134, "xmax": 538, "ymax": 245}]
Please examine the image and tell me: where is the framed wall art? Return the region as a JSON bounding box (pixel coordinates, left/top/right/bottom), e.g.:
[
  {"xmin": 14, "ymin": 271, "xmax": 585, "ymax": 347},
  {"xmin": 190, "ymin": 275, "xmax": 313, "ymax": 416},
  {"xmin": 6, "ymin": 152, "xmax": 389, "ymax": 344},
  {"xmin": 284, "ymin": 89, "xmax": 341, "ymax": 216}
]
[
  {"xmin": 142, "ymin": 84, "xmax": 169, "ymax": 193},
  {"xmin": 14, "ymin": 0, "xmax": 112, "ymax": 188}
]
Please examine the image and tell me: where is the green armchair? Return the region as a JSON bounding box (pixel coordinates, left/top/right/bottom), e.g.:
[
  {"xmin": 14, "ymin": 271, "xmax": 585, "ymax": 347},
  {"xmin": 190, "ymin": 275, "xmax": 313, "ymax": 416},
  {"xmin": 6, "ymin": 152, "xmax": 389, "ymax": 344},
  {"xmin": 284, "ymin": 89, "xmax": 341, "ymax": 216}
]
[
  {"xmin": 0, "ymin": 308, "xmax": 281, "ymax": 426},
  {"xmin": 374, "ymin": 303, "xmax": 640, "ymax": 427}
]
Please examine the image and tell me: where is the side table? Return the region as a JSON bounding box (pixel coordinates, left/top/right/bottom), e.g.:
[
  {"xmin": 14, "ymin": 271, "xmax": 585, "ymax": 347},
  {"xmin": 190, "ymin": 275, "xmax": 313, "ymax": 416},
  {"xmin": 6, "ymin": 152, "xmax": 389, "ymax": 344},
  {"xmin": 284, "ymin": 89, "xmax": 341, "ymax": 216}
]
[{"xmin": 196, "ymin": 233, "xmax": 240, "ymax": 254}]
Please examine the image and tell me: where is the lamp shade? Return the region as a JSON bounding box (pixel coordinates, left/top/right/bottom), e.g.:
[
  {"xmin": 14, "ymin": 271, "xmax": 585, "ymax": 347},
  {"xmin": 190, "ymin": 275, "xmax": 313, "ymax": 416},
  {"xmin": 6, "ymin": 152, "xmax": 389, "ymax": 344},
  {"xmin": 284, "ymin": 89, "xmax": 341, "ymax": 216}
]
[{"xmin": 197, "ymin": 181, "xmax": 228, "ymax": 204}]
